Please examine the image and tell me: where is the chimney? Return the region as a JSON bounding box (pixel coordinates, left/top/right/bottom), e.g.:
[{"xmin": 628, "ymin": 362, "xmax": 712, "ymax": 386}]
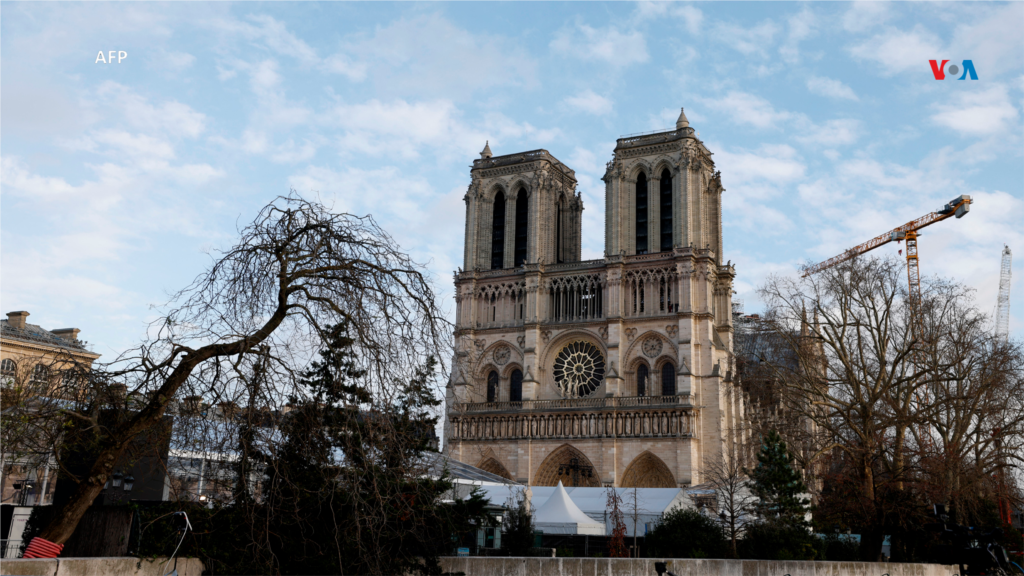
[
  {"xmin": 6, "ymin": 311, "xmax": 29, "ymax": 330},
  {"xmin": 53, "ymin": 328, "xmax": 81, "ymax": 342}
]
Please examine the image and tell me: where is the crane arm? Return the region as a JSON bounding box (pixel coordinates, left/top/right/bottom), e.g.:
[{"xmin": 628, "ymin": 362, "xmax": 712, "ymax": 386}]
[{"xmin": 802, "ymin": 195, "xmax": 972, "ymax": 277}]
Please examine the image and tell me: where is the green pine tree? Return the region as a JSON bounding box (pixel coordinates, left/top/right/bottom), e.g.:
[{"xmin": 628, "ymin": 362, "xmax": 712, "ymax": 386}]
[{"xmin": 749, "ymin": 430, "xmax": 810, "ymax": 527}]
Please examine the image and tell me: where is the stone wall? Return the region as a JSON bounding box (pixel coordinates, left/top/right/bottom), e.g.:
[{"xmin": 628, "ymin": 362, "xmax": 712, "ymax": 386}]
[
  {"xmin": 0, "ymin": 557, "xmax": 204, "ymax": 576},
  {"xmin": 438, "ymin": 557, "xmax": 960, "ymax": 576}
]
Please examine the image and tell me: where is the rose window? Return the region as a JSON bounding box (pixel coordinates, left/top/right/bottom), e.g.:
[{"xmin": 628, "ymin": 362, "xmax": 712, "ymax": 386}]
[{"xmin": 552, "ymin": 341, "xmax": 605, "ymax": 398}]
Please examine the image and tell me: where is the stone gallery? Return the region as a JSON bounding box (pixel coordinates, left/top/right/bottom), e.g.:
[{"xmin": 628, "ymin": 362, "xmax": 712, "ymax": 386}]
[{"xmin": 445, "ymin": 109, "xmax": 746, "ymax": 488}]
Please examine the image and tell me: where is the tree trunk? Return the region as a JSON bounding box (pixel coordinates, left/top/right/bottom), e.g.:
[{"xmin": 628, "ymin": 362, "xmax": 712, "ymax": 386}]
[{"xmin": 38, "ymin": 447, "xmax": 123, "ymax": 544}]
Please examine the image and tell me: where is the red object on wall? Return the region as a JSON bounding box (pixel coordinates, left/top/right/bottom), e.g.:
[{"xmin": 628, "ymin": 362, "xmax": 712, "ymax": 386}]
[{"xmin": 23, "ymin": 536, "xmax": 63, "ymax": 558}]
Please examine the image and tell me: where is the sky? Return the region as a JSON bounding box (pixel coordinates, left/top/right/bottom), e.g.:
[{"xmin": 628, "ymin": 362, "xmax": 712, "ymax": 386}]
[{"xmin": 2, "ymin": 1, "xmax": 1023, "ymax": 361}]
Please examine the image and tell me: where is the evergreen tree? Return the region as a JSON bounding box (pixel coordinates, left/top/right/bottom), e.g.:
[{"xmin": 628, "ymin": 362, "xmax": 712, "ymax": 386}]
[
  {"xmin": 501, "ymin": 488, "xmax": 535, "ymax": 555},
  {"xmin": 749, "ymin": 430, "xmax": 810, "ymax": 527}
]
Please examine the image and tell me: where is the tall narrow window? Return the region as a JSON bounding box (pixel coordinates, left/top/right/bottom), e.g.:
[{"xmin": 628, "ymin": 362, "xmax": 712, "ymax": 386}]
[
  {"xmin": 637, "ymin": 364, "xmax": 648, "ymax": 397},
  {"xmin": 556, "ymin": 195, "xmax": 564, "ymax": 263},
  {"xmin": 487, "ymin": 370, "xmax": 499, "ymax": 402},
  {"xmin": 635, "ymin": 173, "xmax": 648, "ymax": 254},
  {"xmin": 514, "ymin": 190, "xmax": 528, "ymax": 266},
  {"xmin": 510, "ymin": 369, "xmax": 523, "ymax": 402},
  {"xmin": 491, "ymin": 192, "xmax": 506, "ymax": 269},
  {"xmin": 662, "ymin": 363, "xmax": 675, "ymax": 396},
  {"xmin": 660, "ymin": 169, "xmax": 673, "ymax": 252}
]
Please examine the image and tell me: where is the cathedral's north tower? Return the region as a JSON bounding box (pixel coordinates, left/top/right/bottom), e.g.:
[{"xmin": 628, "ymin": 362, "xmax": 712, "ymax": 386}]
[
  {"xmin": 462, "ymin": 144, "xmax": 584, "ymax": 271},
  {"xmin": 446, "ymin": 109, "xmax": 744, "ymax": 490}
]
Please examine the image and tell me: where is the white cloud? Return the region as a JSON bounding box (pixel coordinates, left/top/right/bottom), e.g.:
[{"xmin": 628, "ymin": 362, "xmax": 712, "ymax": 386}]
[
  {"xmin": 806, "ymin": 76, "xmax": 859, "ymax": 101},
  {"xmin": 550, "ymin": 23, "xmax": 649, "ymax": 67},
  {"xmin": 930, "ymin": 85, "xmax": 1020, "ymax": 136},
  {"xmin": 95, "ymin": 82, "xmax": 207, "ymax": 139},
  {"xmin": 796, "ymin": 119, "xmax": 862, "ymax": 146},
  {"xmin": 842, "ymin": 2, "xmax": 890, "ymax": 33},
  {"xmin": 632, "ymin": 3, "xmax": 702, "ymax": 35},
  {"xmin": 849, "ymin": 25, "xmax": 942, "ymax": 76},
  {"xmin": 342, "ymin": 14, "xmax": 535, "ymax": 95},
  {"xmin": 322, "ymin": 99, "xmax": 559, "ymax": 160},
  {"xmin": 161, "ymin": 51, "xmax": 196, "ymax": 72},
  {"xmin": 713, "ymin": 20, "xmax": 779, "ymax": 57},
  {"xmin": 564, "ymin": 91, "xmax": 613, "ymax": 116},
  {"xmin": 701, "ymin": 91, "xmax": 792, "ymax": 129},
  {"xmin": 780, "ymin": 7, "xmax": 817, "ymax": 63}
]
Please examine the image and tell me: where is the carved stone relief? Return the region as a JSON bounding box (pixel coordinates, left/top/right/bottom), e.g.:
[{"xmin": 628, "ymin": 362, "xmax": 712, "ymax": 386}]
[
  {"xmin": 493, "ymin": 346, "xmax": 511, "ymax": 366},
  {"xmin": 642, "ymin": 337, "xmax": 663, "ymax": 358}
]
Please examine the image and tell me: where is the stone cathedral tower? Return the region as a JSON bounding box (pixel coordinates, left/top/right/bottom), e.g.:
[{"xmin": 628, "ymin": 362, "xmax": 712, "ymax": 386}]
[{"xmin": 445, "ymin": 109, "xmax": 746, "ymax": 488}]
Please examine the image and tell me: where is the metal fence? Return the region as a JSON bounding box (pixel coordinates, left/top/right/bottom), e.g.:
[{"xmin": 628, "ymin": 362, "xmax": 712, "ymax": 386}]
[{"xmin": 1, "ymin": 538, "xmax": 22, "ymax": 558}]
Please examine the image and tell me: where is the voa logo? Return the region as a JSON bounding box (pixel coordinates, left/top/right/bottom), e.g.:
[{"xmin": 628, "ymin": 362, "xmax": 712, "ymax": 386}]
[{"xmin": 929, "ymin": 59, "xmax": 978, "ymax": 80}]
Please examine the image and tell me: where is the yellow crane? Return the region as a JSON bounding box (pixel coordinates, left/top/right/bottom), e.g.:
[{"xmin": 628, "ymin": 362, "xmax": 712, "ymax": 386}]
[{"xmin": 803, "ymin": 195, "xmax": 973, "ymax": 310}]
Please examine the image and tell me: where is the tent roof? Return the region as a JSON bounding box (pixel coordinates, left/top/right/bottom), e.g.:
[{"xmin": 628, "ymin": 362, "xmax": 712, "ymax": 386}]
[{"xmin": 534, "ymin": 481, "xmax": 599, "ymax": 525}]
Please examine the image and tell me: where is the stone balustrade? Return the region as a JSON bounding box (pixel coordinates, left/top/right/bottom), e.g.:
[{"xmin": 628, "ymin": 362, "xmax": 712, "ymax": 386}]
[{"xmin": 448, "ymin": 403, "xmax": 694, "ymax": 441}]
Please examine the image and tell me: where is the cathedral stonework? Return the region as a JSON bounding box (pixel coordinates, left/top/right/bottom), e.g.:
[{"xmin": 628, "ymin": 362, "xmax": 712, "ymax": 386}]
[{"xmin": 444, "ymin": 109, "xmax": 746, "ymax": 488}]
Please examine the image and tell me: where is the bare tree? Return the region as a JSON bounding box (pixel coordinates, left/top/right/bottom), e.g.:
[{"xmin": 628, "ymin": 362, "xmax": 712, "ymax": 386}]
[
  {"xmin": 12, "ymin": 194, "xmax": 450, "ymax": 545},
  {"xmin": 702, "ymin": 455, "xmax": 756, "ymax": 558},
  {"xmin": 756, "ymin": 255, "xmax": 1024, "ymax": 556}
]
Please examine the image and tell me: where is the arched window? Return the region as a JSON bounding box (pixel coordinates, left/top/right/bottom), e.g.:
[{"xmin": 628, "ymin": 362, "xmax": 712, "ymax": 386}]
[
  {"xmin": 660, "ymin": 169, "xmax": 673, "ymax": 252},
  {"xmin": 31, "ymin": 364, "xmax": 49, "ymax": 384},
  {"xmin": 661, "ymin": 363, "xmax": 675, "ymax": 396},
  {"xmin": 491, "ymin": 191, "xmax": 506, "ymax": 269},
  {"xmin": 637, "ymin": 364, "xmax": 648, "ymax": 397},
  {"xmin": 1, "ymin": 359, "xmax": 16, "ymax": 386},
  {"xmin": 487, "ymin": 371, "xmax": 499, "ymax": 403},
  {"xmin": 635, "ymin": 172, "xmax": 648, "ymax": 254},
  {"xmin": 514, "ymin": 190, "xmax": 528, "ymax": 266},
  {"xmin": 510, "ymin": 369, "xmax": 523, "ymax": 402}
]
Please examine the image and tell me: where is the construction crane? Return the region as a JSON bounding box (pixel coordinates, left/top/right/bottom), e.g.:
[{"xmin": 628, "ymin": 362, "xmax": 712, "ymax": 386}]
[
  {"xmin": 995, "ymin": 245, "xmax": 1012, "ymax": 341},
  {"xmin": 803, "ymin": 195, "xmax": 973, "ymax": 310}
]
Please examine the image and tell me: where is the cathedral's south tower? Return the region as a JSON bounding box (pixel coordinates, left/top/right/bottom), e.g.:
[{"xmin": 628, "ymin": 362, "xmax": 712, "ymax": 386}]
[{"xmin": 446, "ymin": 110, "xmax": 744, "ymax": 489}]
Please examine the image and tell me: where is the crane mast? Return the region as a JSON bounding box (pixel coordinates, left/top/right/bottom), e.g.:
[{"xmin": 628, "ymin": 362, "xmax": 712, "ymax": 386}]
[{"xmin": 996, "ymin": 245, "xmax": 1012, "ymax": 341}]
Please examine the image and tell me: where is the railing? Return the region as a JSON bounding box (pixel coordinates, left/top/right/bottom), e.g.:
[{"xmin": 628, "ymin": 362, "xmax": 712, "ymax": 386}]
[
  {"xmin": 455, "ymin": 394, "xmax": 693, "ymax": 413},
  {"xmin": 472, "ymin": 150, "xmax": 576, "ymax": 178},
  {"xmin": 449, "ymin": 405, "xmax": 695, "ymax": 441},
  {"xmin": 1, "ymin": 539, "xmax": 22, "ymax": 558},
  {"xmin": 615, "ymin": 129, "xmax": 688, "ymax": 150}
]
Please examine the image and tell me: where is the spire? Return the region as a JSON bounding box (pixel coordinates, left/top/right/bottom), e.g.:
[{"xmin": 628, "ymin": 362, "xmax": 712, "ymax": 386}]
[
  {"xmin": 675, "ymin": 107, "xmax": 690, "ymax": 129},
  {"xmin": 800, "ymin": 304, "xmax": 808, "ymax": 337},
  {"xmin": 480, "ymin": 140, "xmax": 493, "ymax": 159}
]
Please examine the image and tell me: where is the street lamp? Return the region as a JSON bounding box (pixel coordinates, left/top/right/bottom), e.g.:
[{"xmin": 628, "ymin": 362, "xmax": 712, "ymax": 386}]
[
  {"xmin": 111, "ymin": 472, "xmax": 123, "ymax": 488},
  {"xmin": 123, "ymin": 475, "xmax": 135, "ymax": 493}
]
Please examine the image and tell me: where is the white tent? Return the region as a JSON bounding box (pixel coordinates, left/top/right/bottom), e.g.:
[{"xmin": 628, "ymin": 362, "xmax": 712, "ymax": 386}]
[
  {"xmin": 474, "ymin": 484, "xmax": 689, "ymax": 537},
  {"xmin": 532, "ymin": 481, "xmax": 605, "ymax": 535}
]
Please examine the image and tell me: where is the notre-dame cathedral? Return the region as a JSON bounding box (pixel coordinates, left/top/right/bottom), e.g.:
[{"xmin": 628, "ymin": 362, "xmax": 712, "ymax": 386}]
[{"xmin": 444, "ymin": 109, "xmax": 747, "ymax": 488}]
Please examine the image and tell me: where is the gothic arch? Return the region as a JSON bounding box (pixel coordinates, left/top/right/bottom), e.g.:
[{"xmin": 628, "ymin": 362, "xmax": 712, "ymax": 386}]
[
  {"xmin": 501, "ymin": 362, "xmax": 524, "ymax": 379},
  {"xmin": 509, "ymin": 178, "xmax": 532, "ymax": 197},
  {"xmin": 621, "ymin": 451, "xmax": 677, "ymax": 488},
  {"xmin": 533, "ymin": 444, "xmax": 601, "ymax": 487},
  {"xmin": 625, "ymin": 159, "xmax": 653, "ymax": 181},
  {"xmin": 485, "ymin": 181, "xmax": 509, "ymax": 201},
  {"xmin": 478, "ymin": 457, "xmax": 515, "ymax": 481},
  {"xmin": 651, "ymin": 156, "xmax": 676, "ymax": 178}
]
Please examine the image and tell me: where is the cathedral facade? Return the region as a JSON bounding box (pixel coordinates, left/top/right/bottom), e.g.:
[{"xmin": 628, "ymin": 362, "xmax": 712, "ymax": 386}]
[{"xmin": 445, "ymin": 109, "xmax": 746, "ymax": 488}]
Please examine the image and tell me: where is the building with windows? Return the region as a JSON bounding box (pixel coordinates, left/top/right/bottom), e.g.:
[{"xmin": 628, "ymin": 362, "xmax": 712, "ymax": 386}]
[
  {"xmin": 445, "ymin": 109, "xmax": 747, "ymax": 489},
  {"xmin": 1, "ymin": 310, "xmax": 101, "ymax": 508}
]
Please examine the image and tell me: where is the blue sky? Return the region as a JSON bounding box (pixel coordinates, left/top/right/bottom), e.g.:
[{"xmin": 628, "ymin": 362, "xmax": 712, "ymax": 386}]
[{"xmin": 2, "ymin": 1, "xmax": 1022, "ymax": 359}]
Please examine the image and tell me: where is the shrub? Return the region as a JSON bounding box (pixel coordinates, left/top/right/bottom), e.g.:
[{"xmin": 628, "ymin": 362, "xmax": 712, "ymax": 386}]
[
  {"xmin": 740, "ymin": 520, "xmax": 817, "ymax": 560},
  {"xmin": 646, "ymin": 508, "xmax": 728, "ymax": 558}
]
